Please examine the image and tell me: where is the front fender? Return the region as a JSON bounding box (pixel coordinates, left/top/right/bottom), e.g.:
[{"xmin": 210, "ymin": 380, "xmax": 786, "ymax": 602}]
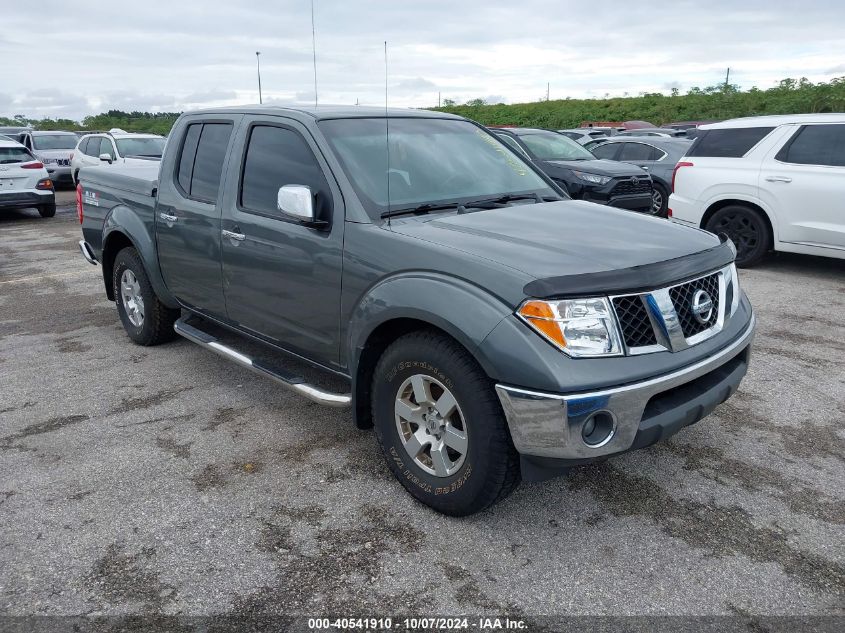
[
  {"xmin": 103, "ymin": 205, "xmax": 178, "ymax": 308},
  {"xmin": 348, "ymin": 272, "xmax": 513, "ymax": 376}
]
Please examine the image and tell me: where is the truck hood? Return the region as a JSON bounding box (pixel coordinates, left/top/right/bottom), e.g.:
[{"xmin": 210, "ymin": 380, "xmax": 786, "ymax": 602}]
[
  {"xmin": 389, "ymin": 200, "xmax": 720, "ymax": 286},
  {"xmin": 542, "ymin": 158, "xmax": 646, "ymax": 177}
]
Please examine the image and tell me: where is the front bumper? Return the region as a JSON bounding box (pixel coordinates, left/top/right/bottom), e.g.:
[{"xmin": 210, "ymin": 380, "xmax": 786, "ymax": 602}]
[
  {"xmin": 495, "ymin": 313, "xmax": 755, "ymax": 461},
  {"xmin": 44, "ymin": 165, "xmax": 73, "ymax": 184}
]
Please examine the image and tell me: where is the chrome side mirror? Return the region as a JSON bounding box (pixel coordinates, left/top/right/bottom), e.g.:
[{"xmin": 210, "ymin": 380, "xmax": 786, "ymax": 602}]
[
  {"xmin": 98, "ymin": 153, "xmax": 113, "ymax": 163},
  {"xmin": 277, "ymin": 185, "xmax": 315, "ymax": 222}
]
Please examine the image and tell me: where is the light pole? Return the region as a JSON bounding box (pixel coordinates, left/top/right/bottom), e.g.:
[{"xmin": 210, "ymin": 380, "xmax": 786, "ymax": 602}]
[{"xmin": 255, "ymin": 51, "xmax": 263, "ymax": 104}]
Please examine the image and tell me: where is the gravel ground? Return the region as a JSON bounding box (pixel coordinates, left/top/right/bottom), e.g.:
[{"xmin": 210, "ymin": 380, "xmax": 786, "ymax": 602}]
[{"xmin": 1, "ymin": 192, "xmax": 843, "ymax": 622}]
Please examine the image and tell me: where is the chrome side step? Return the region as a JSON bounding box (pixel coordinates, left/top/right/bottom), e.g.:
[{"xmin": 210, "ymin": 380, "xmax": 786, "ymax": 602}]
[{"xmin": 174, "ymin": 317, "xmax": 352, "ymax": 408}]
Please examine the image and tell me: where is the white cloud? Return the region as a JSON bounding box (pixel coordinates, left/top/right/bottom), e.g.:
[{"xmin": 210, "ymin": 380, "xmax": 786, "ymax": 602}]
[{"xmin": 3, "ymin": 0, "xmax": 845, "ymax": 119}]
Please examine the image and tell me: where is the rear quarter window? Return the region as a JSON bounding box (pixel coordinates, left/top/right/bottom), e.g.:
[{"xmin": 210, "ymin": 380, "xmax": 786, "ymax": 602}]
[{"xmin": 686, "ymin": 127, "xmax": 774, "ymax": 158}]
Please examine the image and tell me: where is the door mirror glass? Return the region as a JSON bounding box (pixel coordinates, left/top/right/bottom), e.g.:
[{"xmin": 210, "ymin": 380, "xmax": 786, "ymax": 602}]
[
  {"xmin": 99, "ymin": 153, "xmax": 112, "ymax": 163},
  {"xmin": 277, "ymin": 185, "xmax": 314, "ymax": 221}
]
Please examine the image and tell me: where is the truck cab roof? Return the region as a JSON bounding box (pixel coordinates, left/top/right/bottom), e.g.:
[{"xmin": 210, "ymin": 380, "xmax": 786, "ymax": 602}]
[{"xmin": 185, "ymin": 104, "xmax": 464, "ymax": 122}]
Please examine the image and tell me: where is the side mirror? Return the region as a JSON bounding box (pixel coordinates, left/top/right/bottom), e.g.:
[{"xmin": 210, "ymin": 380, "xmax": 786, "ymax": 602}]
[
  {"xmin": 277, "ymin": 185, "xmax": 315, "ymax": 222},
  {"xmin": 99, "ymin": 153, "xmax": 112, "ymax": 163}
]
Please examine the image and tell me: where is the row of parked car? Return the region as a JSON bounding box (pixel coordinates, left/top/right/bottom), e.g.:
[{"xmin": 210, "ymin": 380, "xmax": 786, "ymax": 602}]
[
  {"xmin": 489, "ymin": 115, "xmax": 844, "ymax": 267},
  {"xmin": 0, "ymin": 126, "xmax": 166, "ymax": 188},
  {"xmin": 4, "ymin": 113, "xmax": 844, "ymax": 268}
]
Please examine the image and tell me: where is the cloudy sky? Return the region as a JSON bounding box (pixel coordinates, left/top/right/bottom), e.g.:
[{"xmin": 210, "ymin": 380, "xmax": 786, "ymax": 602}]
[{"xmin": 3, "ymin": 0, "xmax": 845, "ymax": 120}]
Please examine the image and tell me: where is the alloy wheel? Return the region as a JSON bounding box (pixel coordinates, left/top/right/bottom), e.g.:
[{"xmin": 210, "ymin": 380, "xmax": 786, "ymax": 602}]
[
  {"xmin": 394, "ymin": 374, "xmax": 468, "ymax": 477},
  {"xmin": 120, "ymin": 269, "xmax": 145, "ymax": 327}
]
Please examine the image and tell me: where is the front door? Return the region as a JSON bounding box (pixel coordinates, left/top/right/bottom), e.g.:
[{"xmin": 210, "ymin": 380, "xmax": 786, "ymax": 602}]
[
  {"xmin": 155, "ymin": 116, "xmax": 240, "ymax": 316},
  {"xmin": 219, "ymin": 117, "xmax": 344, "ymax": 368},
  {"xmin": 760, "ymin": 123, "xmax": 845, "ymax": 249}
]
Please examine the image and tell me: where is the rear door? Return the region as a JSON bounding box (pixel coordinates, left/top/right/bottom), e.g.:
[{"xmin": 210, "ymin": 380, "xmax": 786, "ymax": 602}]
[
  {"xmin": 590, "ymin": 142, "xmax": 621, "ymax": 160},
  {"xmin": 760, "ymin": 123, "xmax": 845, "ymax": 249},
  {"xmin": 219, "ymin": 116, "xmax": 344, "ymax": 367},
  {"xmin": 155, "ymin": 116, "xmax": 240, "ymax": 316},
  {"xmin": 617, "ymin": 141, "xmax": 660, "ymax": 172}
]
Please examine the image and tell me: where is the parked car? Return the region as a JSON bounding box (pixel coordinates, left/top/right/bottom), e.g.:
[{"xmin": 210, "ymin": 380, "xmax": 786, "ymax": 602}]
[
  {"xmin": 615, "ymin": 128, "xmax": 688, "ymax": 138},
  {"xmin": 0, "ymin": 138, "xmax": 56, "ymax": 218},
  {"xmin": 492, "ymin": 127, "xmax": 653, "ymax": 213},
  {"xmin": 0, "ymin": 126, "xmax": 32, "ymax": 143},
  {"xmin": 71, "ymin": 130, "xmax": 166, "ymax": 184},
  {"xmin": 591, "ymin": 137, "xmax": 693, "ymax": 216},
  {"xmin": 18, "ymin": 130, "xmax": 78, "ymax": 187},
  {"xmin": 669, "ymin": 114, "xmax": 845, "ymax": 267},
  {"xmin": 77, "ymin": 105, "xmax": 754, "ymax": 516},
  {"xmin": 557, "ymin": 128, "xmax": 609, "ymax": 145}
]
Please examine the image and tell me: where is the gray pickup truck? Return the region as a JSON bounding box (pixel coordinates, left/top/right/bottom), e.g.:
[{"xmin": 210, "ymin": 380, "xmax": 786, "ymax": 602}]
[{"xmin": 77, "ymin": 106, "xmax": 755, "ymax": 516}]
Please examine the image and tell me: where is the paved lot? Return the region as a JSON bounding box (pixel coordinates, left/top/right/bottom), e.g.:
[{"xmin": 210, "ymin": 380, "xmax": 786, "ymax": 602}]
[{"xmin": 1, "ymin": 192, "xmax": 843, "ymax": 619}]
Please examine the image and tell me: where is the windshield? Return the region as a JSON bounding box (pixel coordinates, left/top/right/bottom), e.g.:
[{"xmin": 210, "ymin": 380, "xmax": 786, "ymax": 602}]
[
  {"xmin": 318, "ymin": 118, "xmax": 556, "ymax": 218},
  {"xmin": 0, "ymin": 146, "xmax": 34, "ymax": 163},
  {"xmin": 115, "ymin": 137, "xmax": 166, "ymax": 158},
  {"xmin": 518, "ymin": 132, "xmax": 596, "ymax": 161},
  {"xmin": 32, "ymin": 134, "xmax": 78, "ymax": 150}
]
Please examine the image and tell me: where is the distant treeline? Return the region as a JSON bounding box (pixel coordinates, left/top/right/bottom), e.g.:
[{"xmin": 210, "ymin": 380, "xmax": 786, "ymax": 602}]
[{"xmin": 3, "ymin": 77, "xmax": 843, "ymax": 133}]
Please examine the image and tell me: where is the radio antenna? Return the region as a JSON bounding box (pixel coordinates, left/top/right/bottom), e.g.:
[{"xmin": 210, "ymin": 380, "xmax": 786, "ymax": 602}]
[
  {"xmin": 385, "ymin": 40, "xmax": 391, "ymax": 222},
  {"xmin": 311, "ymin": 0, "xmax": 318, "ymax": 107}
]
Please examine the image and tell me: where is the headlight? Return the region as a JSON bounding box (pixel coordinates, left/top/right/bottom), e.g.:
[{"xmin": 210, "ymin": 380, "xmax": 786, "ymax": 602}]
[
  {"xmin": 518, "ymin": 297, "xmax": 623, "ymax": 357},
  {"xmin": 573, "ymin": 171, "xmax": 611, "ymax": 186}
]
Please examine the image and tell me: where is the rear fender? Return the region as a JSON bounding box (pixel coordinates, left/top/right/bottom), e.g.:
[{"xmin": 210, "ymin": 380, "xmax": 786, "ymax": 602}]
[{"xmin": 102, "ymin": 205, "xmax": 178, "ymax": 308}]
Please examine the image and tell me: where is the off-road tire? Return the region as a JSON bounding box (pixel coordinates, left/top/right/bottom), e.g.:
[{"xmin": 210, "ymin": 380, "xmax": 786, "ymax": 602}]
[
  {"xmin": 372, "ymin": 330, "xmax": 521, "ymax": 516},
  {"xmin": 112, "ymin": 246, "xmax": 179, "ymax": 346}
]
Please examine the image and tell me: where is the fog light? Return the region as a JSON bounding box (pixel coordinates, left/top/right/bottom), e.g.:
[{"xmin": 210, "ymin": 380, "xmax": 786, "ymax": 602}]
[{"xmin": 581, "ymin": 411, "xmax": 615, "ymax": 447}]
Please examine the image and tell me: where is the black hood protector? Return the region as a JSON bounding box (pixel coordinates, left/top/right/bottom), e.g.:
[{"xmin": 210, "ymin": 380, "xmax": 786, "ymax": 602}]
[{"xmin": 523, "ymin": 236, "xmax": 736, "ymax": 299}]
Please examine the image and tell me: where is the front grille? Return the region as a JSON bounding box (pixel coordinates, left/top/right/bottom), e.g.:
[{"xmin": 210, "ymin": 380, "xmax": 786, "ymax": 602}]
[
  {"xmin": 669, "ymin": 273, "xmax": 720, "ymax": 337},
  {"xmin": 612, "ymin": 295, "xmax": 657, "ymax": 348},
  {"xmin": 610, "ymin": 178, "xmax": 651, "ymax": 196}
]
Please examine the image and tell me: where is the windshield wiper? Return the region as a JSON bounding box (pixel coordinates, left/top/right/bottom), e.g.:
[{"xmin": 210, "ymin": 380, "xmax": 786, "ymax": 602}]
[
  {"xmin": 380, "ymin": 202, "xmax": 461, "ymax": 219},
  {"xmin": 456, "ymin": 193, "xmax": 545, "ymax": 213}
]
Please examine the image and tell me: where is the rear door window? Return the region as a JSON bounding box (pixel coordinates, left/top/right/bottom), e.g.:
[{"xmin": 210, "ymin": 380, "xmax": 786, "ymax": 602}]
[
  {"xmin": 590, "ymin": 143, "xmax": 620, "ymax": 160},
  {"xmin": 240, "ymin": 124, "xmax": 331, "ymax": 220},
  {"xmin": 775, "ymin": 124, "xmax": 845, "ymax": 167},
  {"xmin": 687, "ymin": 127, "xmax": 774, "ymax": 158},
  {"xmin": 175, "ymin": 122, "xmax": 233, "ymax": 202},
  {"xmin": 618, "ymin": 143, "xmax": 656, "ymax": 161}
]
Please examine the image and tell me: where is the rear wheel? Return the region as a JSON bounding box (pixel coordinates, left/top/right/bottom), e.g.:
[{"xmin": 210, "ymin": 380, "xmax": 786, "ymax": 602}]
[
  {"xmin": 112, "ymin": 247, "xmax": 179, "ymax": 346},
  {"xmin": 38, "ymin": 203, "xmax": 56, "ymax": 218},
  {"xmin": 705, "ymin": 204, "xmax": 770, "ymax": 267},
  {"xmin": 372, "ymin": 330, "xmax": 520, "ymax": 516}
]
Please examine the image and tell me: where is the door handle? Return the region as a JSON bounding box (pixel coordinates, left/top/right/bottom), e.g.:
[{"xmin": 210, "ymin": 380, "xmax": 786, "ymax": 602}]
[
  {"xmin": 765, "ymin": 176, "xmax": 792, "ymax": 183},
  {"xmin": 159, "ymin": 212, "xmax": 178, "ymax": 222},
  {"xmin": 222, "ymin": 229, "xmax": 245, "ymax": 241}
]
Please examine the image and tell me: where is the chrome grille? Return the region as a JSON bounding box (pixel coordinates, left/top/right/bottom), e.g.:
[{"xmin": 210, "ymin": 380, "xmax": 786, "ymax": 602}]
[
  {"xmin": 610, "ymin": 266, "xmax": 732, "ymax": 355},
  {"xmin": 612, "ymin": 295, "xmax": 657, "ymax": 348},
  {"xmin": 669, "ymin": 273, "xmax": 720, "ymax": 337}
]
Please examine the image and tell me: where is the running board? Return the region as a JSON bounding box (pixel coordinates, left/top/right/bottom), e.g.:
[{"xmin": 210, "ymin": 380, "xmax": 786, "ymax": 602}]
[{"xmin": 174, "ymin": 317, "xmax": 352, "ymax": 408}]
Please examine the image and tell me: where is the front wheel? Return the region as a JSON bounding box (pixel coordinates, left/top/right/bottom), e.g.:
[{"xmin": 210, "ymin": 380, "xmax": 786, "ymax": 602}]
[
  {"xmin": 650, "ymin": 183, "xmax": 668, "ymax": 217},
  {"xmin": 372, "ymin": 330, "xmax": 520, "ymax": 516},
  {"xmin": 705, "ymin": 204, "xmax": 771, "ymax": 267},
  {"xmin": 112, "ymin": 247, "xmax": 180, "ymax": 346}
]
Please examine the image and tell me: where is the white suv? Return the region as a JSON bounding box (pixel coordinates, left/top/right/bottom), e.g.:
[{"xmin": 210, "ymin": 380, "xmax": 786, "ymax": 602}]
[
  {"xmin": 669, "ymin": 114, "xmax": 845, "ymax": 267},
  {"xmin": 0, "ymin": 138, "xmax": 56, "ymax": 217},
  {"xmin": 71, "ymin": 129, "xmax": 166, "ymax": 184}
]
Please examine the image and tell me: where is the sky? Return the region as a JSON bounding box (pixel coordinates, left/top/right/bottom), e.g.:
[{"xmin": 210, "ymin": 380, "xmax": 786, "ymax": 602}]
[{"xmin": 3, "ymin": 0, "xmax": 845, "ymax": 121}]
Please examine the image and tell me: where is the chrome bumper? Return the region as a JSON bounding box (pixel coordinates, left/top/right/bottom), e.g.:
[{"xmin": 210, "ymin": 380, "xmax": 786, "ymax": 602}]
[{"xmin": 495, "ymin": 314, "xmax": 755, "ymax": 459}]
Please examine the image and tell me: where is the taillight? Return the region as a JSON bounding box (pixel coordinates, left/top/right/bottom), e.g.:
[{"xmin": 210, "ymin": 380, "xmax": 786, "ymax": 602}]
[
  {"xmin": 36, "ymin": 178, "xmax": 54, "ymax": 190},
  {"xmin": 671, "ymin": 161, "xmax": 693, "ymax": 193},
  {"xmin": 76, "ymin": 183, "xmax": 84, "ymax": 224},
  {"xmin": 22, "ymin": 161, "xmax": 44, "ymax": 169}
]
